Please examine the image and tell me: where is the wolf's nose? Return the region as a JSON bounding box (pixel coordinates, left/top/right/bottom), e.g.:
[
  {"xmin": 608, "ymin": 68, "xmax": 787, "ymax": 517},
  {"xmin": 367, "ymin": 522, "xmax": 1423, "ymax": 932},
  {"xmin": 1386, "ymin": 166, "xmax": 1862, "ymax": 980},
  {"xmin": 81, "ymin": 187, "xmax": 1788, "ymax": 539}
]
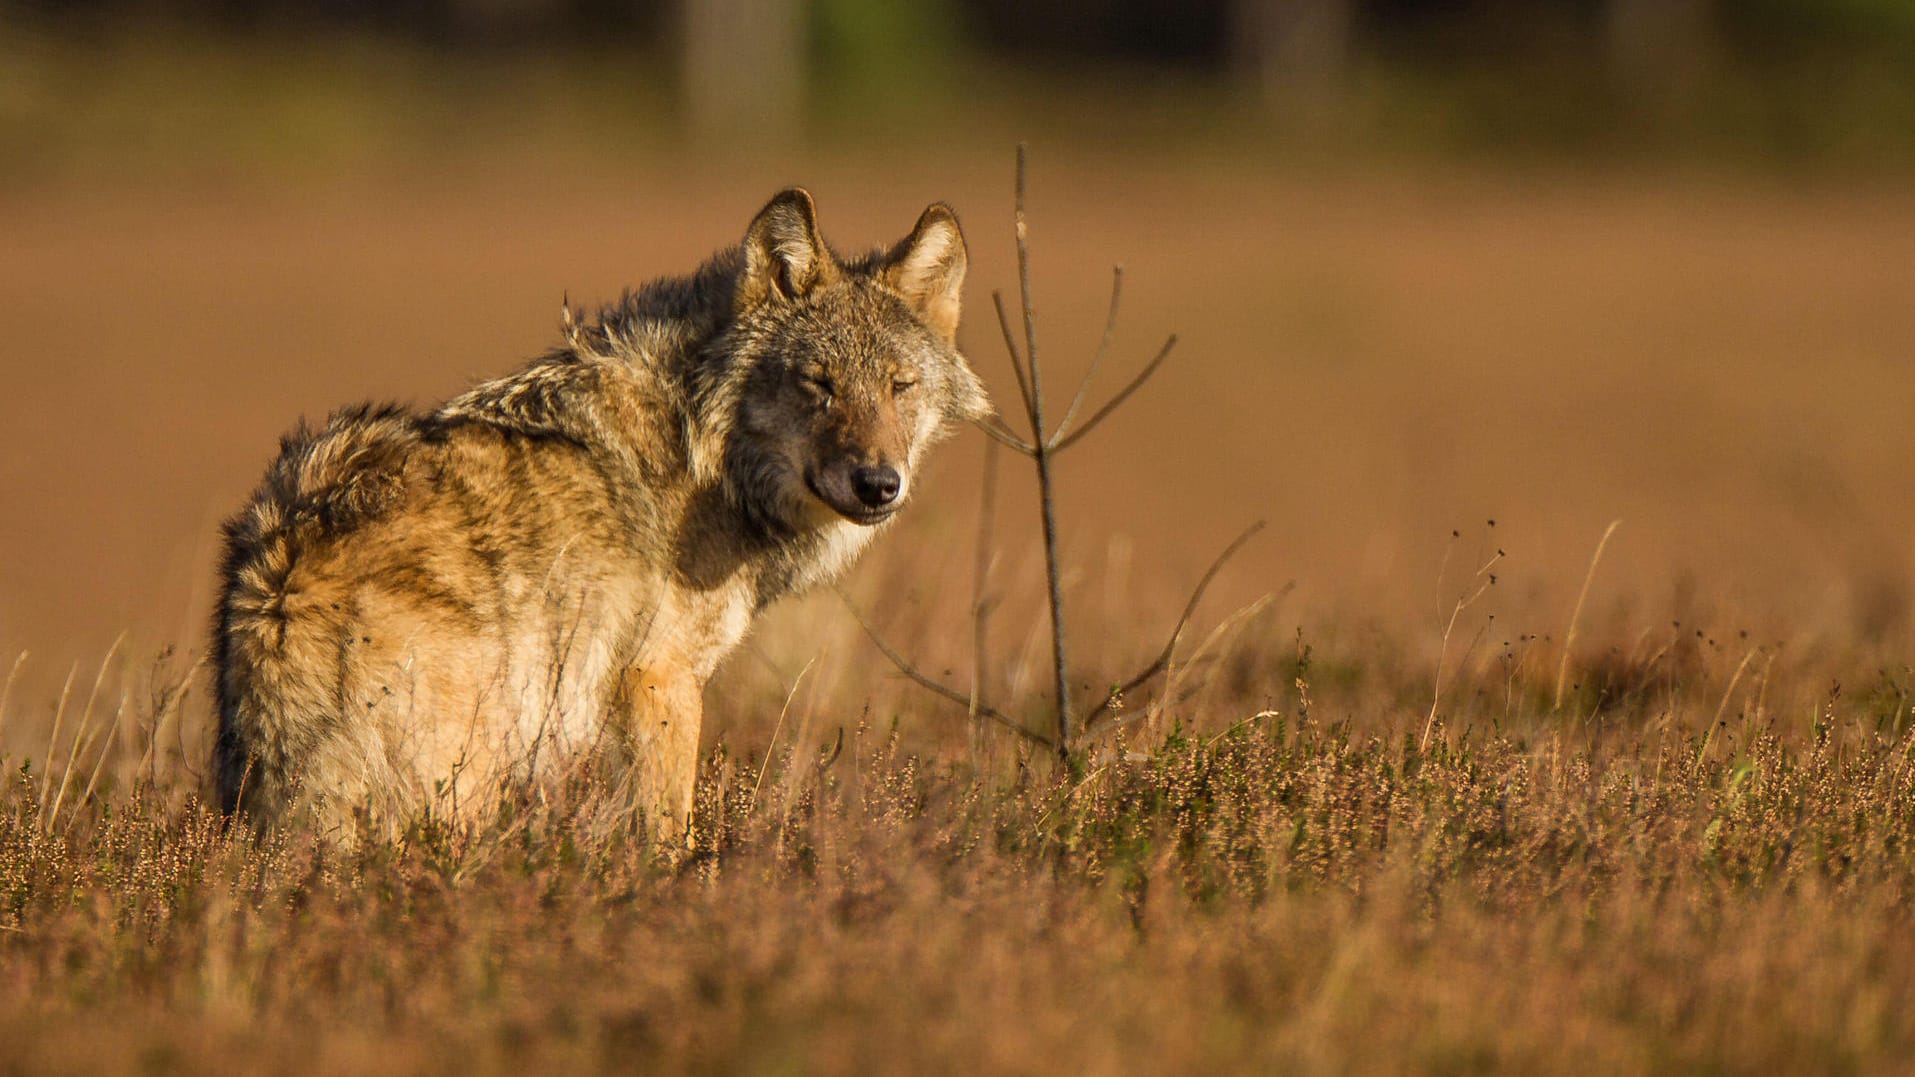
[{"xmin": 852, "ymin": 465, "xmax": 902, "ymax": 508}]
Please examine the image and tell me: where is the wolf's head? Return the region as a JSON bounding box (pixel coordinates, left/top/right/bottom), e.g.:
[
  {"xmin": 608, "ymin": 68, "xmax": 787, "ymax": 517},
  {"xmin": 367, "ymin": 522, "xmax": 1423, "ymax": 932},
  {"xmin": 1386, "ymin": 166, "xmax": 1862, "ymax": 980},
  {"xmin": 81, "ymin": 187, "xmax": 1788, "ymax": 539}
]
[{"xmin": 723, "ymin": 188, "xmax": 991, "ymax": 531}]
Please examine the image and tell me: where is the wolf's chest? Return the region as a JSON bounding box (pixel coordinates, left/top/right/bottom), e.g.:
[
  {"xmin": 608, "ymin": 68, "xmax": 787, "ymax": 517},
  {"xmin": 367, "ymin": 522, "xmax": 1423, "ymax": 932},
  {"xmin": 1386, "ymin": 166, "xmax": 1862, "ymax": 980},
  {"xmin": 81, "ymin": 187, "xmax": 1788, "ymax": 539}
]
[{"xmin": 644, "ymin": 579, "xmax": 760, "ymax": 681}]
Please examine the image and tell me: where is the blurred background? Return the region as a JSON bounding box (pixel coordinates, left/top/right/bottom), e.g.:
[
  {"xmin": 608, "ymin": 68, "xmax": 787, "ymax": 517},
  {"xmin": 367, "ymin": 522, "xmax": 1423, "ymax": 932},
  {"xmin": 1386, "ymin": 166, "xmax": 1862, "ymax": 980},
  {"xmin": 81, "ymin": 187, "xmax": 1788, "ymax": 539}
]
[
  {"xmin": 1, "ymin": 0, "xmax": 1912, "ymax": 739},
  {"xmin": 9, "ymin": 0, "xmax": 1915, "ymax": 164}
]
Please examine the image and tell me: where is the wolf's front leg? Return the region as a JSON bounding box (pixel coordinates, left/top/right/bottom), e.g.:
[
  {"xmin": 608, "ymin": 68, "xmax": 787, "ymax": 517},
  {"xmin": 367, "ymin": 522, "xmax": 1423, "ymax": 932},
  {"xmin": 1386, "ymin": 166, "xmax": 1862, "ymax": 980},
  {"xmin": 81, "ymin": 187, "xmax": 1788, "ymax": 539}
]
[{"xmin": 611, "ymin": 663, "xmax": 705, "ymax": 852}]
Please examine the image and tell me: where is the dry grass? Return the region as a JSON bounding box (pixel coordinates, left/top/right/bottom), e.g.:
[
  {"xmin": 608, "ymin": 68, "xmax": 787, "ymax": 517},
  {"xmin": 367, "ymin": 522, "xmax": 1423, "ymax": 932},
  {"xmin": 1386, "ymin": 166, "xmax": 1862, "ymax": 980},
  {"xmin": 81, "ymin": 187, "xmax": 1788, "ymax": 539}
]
[{"xmin": 2, "ymin": 621, "xmax": 1913, "ymax": 1072}]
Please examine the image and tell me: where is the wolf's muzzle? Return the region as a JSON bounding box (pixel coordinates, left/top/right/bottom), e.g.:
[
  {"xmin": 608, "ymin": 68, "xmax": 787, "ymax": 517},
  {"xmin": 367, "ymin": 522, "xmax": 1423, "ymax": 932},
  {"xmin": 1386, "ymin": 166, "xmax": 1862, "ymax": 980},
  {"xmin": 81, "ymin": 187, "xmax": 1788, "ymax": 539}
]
[{"xmin": 852, "ymin": 465, "xmax": 902, "ymax": 509}]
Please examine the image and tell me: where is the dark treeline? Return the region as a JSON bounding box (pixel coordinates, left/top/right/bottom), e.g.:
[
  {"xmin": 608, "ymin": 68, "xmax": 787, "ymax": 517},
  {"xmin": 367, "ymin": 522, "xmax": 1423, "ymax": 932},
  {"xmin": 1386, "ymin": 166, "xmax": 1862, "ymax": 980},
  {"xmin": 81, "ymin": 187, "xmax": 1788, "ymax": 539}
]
[
  {"xmin": 8, "ymin": 0, "xmax": 1912, "ymax": 71},
  {"xmin": 8, "ymin": 0, "xmax": 1914, "ymax": 153}
]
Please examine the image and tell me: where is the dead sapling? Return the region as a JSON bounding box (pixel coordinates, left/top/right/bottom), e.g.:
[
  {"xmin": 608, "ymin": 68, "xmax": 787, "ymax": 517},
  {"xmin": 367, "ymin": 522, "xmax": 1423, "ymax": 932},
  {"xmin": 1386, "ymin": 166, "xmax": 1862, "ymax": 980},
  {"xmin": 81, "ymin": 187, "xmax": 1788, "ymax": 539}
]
[{"xmin": 841, "ymin": 145, "xmax": 1264, "ymax": 764}]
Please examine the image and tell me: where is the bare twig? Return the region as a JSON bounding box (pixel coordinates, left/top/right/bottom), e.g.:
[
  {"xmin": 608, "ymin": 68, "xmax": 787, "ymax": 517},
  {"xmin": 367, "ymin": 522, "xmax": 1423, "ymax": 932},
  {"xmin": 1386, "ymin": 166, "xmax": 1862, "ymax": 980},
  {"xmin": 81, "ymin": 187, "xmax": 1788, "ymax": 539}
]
[
  {"xmin": 1080, "ymin": 520, "xmax": 1269, "ymax": 734},
  {"xmin": 969, "ymin": 437, "xmax": 1001, "ymax": 725},
  {"xmin": 972, "ymin": 414, "xmax": 1036, "ymax": 456},
  {"xmin": 1013, "ymin": 145, "xmax": 1041, "ymax": 409},
  {"xmin": 836, "ymin": 586, "xmax": 1054, "ymax": 749},
  {"xmin": 991, "ymin": 291, "xmax": 1036, "ymax": 426},
  {"xmin": 1005, "ymin": 144, "xmax": 1074, "ymax": 756},
  {"xmin": 845, "ymin": 146, "xmax": 1259, "ymax": 766},
  {"xmin": 1050, "ymin": 333, "xmax": 1177, "ymax": 453},
  {"xmin": 1052, "ymin": 266, "xmax": 1125, "ymax": 441}
]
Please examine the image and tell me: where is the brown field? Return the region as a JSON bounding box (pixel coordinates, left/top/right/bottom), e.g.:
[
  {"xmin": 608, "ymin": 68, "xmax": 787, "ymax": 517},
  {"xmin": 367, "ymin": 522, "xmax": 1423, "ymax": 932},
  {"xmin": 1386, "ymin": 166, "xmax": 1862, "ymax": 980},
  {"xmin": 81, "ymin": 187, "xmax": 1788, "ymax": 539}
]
[{"xmin": 4, "ymin": 138, "xmax": 1915, "ymax": 1071}]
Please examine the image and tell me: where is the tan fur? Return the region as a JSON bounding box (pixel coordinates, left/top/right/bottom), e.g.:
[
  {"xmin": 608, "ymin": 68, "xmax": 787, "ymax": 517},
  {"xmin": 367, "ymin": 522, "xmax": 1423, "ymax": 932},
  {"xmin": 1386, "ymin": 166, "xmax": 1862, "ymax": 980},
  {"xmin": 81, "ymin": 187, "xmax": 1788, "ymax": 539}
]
[{"xmin": 213, "ymin": 190, "xmax": 990, "ymax": 844}]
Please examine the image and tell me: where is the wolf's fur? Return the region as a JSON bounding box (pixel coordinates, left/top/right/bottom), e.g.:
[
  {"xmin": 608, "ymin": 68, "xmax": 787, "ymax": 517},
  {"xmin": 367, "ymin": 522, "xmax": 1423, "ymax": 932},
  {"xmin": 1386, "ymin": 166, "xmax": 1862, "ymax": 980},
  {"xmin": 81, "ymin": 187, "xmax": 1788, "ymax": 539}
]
[{"xmin": 213, "ymin": 190, "xmax": 988, "ymax": 841}]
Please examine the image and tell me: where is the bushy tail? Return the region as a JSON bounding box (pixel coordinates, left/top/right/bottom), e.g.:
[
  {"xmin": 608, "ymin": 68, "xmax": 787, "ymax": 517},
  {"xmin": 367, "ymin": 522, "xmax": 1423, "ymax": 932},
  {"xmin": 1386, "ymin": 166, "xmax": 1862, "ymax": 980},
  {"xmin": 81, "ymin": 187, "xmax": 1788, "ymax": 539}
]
[{"xmin": 212, "ymin": 404, "xmax": 415, "ymax": 818}]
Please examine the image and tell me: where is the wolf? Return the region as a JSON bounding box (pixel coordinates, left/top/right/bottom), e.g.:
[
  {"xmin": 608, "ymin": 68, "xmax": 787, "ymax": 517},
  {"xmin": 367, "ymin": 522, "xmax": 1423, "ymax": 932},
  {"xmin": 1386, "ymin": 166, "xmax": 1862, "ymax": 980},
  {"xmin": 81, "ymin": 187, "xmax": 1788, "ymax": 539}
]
[{"xmin": 212, "ymin": 189, "xmax": 988, "ymax": 842}]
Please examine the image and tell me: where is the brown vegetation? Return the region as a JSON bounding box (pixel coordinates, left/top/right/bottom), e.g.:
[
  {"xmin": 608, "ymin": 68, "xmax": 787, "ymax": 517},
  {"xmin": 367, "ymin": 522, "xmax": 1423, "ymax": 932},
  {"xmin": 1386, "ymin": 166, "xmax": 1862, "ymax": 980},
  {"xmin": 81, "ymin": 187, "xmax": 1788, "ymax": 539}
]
[{"xmin": 2, "ymin": 642, "xmax": 1913, "ymax": 1071}]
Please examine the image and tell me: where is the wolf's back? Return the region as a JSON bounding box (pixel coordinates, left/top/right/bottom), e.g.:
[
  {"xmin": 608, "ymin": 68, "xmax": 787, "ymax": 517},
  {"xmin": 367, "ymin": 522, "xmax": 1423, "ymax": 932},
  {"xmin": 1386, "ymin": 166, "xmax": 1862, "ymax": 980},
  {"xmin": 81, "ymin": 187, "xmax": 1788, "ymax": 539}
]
[{"xmin": 212, "ymin": 404, "xmax": 417, "ymax": 817}]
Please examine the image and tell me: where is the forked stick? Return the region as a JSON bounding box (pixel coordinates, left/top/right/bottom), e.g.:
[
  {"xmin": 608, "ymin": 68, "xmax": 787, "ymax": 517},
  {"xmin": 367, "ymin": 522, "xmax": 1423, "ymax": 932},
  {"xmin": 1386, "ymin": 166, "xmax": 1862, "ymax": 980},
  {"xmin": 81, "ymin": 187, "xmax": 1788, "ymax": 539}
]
[
  {"xmin": 1050, "ymin": 333, "xmax": 1177, "ymax": 453},
  {"xmin": 991, "ymin": 292, "xmax": 1036, "ymax": 426},
  {"xmin": 1052, "ymin": 266, "xmax": 1125, "ymax": 440},
  {"xmin": 850, "ymin": 145, "xmax": 1259, "ymax": 764}
]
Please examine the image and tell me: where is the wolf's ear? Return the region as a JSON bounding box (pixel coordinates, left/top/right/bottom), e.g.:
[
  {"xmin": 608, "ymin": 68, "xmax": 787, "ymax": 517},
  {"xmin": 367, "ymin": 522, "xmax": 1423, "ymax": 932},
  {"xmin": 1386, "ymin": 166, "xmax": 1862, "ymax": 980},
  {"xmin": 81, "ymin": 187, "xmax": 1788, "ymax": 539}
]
[
  {"xmin": 885, "ymin": 203, "xmax": 966, "ymax": 343},
  {"xmin": 743, "ymin": 188, "xmax": 836, "ymax": 306}
]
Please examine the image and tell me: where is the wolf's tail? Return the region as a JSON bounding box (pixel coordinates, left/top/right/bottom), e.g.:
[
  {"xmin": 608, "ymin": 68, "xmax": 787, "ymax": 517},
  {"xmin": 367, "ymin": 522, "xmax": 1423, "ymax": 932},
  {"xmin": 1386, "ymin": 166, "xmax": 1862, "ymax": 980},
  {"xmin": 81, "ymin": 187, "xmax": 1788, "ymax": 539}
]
[{"xmin": 211, "ymin": 404, "xmax": 415, "ymax": 818}]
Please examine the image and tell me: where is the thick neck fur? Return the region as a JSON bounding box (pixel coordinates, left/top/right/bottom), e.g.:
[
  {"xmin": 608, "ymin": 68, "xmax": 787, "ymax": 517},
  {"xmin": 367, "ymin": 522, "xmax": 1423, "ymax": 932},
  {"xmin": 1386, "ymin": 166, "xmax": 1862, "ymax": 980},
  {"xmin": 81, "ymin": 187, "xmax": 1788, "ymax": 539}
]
[{"xmin": 430, "ymin": 246, "xmax": 872, "ymax": 610}]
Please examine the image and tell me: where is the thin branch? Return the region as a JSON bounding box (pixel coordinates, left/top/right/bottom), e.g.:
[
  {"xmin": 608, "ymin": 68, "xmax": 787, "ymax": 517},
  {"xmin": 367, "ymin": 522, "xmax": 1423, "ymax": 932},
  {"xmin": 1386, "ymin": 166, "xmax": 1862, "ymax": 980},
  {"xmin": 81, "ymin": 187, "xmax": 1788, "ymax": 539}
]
[
  {"xmin": 991, "ymin": 290, "xmax": 1036, "ymax": 430},
  {"xmin": 1080, "ymin": 520, "xmax": 1268, "ymax": 728},
  {"xmin": 1014, "ymin": 144, "xmax": 1041, "ymax": 423},
  {"xmin": 836, "ymin": 587, "xmax": 1054, "ymax": 749},
  {"xmin": 969, "ymin": 437, "xmax": 1001, "ymax": 723},
  {"xmin": 1007, "ymin": 144, "xmax": 1072, "ymax": 756},
  {"xmin": 1052, "ymin": 265, "xmax": 1125, "ymax": 442},
  {"xmin": 1050, "ymin": 334, "xmax": 1178, "ymax": 453},
  {"xmin": 972, "ymin": 414, "xmax": 1036, "ymax": 456}
]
